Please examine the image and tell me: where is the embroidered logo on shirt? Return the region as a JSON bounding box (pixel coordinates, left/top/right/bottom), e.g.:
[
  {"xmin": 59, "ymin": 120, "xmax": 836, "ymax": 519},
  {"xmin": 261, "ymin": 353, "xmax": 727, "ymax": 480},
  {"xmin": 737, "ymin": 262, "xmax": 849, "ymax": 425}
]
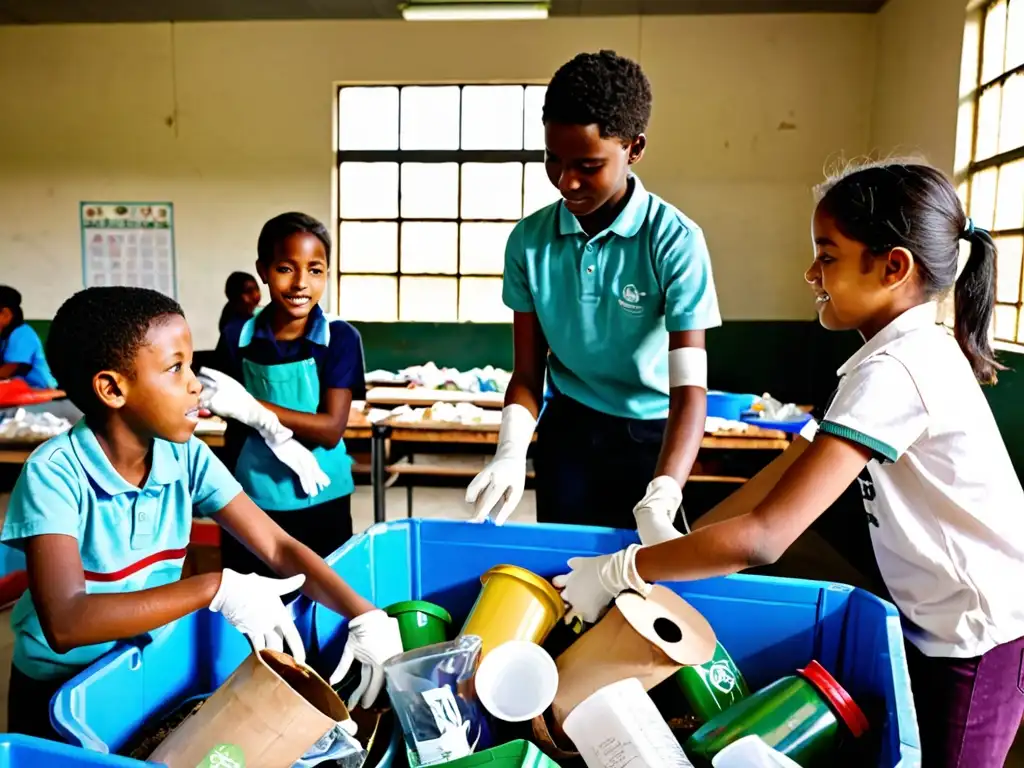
[{"xmin": 618, "ymin": 284, "xmax": 646, "ymax": 315}]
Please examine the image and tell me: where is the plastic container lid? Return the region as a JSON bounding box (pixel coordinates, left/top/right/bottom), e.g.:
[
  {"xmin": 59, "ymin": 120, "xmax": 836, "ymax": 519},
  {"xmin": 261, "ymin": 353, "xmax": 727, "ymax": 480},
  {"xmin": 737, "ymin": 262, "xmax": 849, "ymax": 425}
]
[
  {"xmin": 798, "ymin": 660, "xmax": 870, "ymax": 738},
  {"xmin": 385, "ymin": 600, "xmax": 453, "ymax": 624},
  {"xmin": 480, "ymin": 565, "xmax": 565, "ymax": 621}
]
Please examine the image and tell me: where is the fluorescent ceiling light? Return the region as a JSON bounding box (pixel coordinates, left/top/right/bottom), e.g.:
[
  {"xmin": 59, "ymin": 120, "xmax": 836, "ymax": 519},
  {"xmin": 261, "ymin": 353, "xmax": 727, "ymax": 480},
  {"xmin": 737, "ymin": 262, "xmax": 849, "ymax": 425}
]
[{"xmin": 401, "ymin": 3, "xmax": 549, "ymax": 20}]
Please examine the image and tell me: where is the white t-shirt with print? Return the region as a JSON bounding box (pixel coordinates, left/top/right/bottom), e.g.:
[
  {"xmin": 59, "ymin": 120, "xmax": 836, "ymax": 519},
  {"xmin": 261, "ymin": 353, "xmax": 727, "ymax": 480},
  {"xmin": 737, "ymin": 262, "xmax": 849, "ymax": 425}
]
[{"xmin": 814, "ymin": 302, "xmax": 1024, "ymax": 658}]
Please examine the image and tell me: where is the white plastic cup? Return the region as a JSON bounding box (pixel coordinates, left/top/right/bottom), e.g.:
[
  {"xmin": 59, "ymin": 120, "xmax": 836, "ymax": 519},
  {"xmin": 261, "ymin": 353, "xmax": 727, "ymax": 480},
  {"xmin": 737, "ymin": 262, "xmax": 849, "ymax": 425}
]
[
  {"xmin": 711, "ymin": 735, "xmax": 802, "ymax": 767},
  {"xmin": 474, "ymin": 640, "xmax": 558, "ymax": 723},
  {"xmin": 562, "ymin": 677, "xmax": 695, "ymax": 768}
]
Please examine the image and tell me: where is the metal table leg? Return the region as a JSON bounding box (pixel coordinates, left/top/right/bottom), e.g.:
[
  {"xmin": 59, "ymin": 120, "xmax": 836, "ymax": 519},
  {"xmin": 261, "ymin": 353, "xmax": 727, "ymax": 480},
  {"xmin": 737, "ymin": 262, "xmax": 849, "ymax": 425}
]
[{"xmin": 371, "ymin": 424, "xmax": 391, "ymax": 524}]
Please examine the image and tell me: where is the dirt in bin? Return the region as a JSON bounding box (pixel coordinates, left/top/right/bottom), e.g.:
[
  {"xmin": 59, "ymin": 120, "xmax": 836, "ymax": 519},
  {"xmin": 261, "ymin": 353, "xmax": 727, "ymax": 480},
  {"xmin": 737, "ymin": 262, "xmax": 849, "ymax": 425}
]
[{"xmin": 122, "ymin": 696, "xmax": 209, "ymax": 761}]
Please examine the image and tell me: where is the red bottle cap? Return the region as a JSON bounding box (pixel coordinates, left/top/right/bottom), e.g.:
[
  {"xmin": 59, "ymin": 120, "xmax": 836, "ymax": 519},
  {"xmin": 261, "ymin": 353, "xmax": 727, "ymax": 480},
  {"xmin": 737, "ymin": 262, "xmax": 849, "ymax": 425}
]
[{"xmin": 798, "ymin": 659, "xmax": 870, "ymax": 738}]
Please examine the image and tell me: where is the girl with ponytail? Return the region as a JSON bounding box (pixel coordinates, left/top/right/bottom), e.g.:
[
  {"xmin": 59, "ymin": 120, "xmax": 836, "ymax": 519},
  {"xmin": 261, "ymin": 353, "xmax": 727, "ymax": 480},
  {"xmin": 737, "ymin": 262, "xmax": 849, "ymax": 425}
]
[{"xmin": 555, "ymin": 162, "xmax": 1024, "ymax": 767}]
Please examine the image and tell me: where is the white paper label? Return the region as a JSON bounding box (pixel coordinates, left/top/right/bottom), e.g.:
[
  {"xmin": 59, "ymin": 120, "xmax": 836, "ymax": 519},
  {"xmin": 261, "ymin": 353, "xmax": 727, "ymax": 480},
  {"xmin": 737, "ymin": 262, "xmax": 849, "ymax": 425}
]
[{"xmin": 413, "ymin": 686, "xmax": 472, "ymax": 766}]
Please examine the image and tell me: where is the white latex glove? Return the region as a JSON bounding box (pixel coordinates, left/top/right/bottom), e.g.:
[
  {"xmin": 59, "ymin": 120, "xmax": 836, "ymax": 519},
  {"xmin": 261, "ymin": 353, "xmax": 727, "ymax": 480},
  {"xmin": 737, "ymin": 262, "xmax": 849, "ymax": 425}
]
[
  {"xmin": 210, "ymin": 569, "xmax": 307, "ymax": 665},
  {"xmin": 633, "ymin": 476, "xmax": 685, "ymax": 546},
  {"xmin": 329, "ymin": 609, "xmax": 404, "ymax": 711},
  {"xmin": 466, "ymin": 404, "xmax": 536, "ymax": 525},
  {"xmin": 269, "ymin": 438, "xmax": 331, "ymax": 498},
  {"xmin": 198, "ymin": 367, "xmax": 292, "ymax": 445},
  {"xmin": 552, "ymin": 544, "xmax": 651, "ymax": 625}
]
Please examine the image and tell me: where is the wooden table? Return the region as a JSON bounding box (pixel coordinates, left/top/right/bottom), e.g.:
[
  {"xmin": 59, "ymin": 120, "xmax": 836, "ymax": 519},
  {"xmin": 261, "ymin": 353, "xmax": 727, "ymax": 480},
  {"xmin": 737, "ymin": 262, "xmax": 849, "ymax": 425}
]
[
  {"xmin": 362, "ymin": 414, "xmax": 790, "ymax": 524},
  {"xmin": 0, "ymin": 424, "xmax": 226, "ymax": 463}
]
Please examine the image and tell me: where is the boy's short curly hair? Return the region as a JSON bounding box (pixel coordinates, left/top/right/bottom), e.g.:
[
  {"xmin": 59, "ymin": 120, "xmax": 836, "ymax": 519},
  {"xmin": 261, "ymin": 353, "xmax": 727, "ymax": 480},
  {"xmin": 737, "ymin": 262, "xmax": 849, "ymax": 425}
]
[
  {"xmin": 542, "ymin": 50, "xmax": 652, "ymax": 140},
  {"xmin": 47, "ymin": 287, "xmax": 184, "ymax": 419}
]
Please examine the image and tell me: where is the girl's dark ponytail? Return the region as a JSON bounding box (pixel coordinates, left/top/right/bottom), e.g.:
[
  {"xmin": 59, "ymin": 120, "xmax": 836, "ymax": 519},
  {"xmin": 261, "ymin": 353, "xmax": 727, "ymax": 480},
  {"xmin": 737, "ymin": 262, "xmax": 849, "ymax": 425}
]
[{"xmin": 954, "ymin": 224, "xmax": 1002, "ymax": 384}]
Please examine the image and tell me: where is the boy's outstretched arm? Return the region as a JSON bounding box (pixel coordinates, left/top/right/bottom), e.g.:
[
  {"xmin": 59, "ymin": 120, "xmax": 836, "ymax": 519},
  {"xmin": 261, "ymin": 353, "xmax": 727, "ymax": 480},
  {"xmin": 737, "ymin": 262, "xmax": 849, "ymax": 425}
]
[
  {"xmin": 214, "ymin": 491, "xmax": 373, "ymax": 618},
  {"xmin": 26, "ymin": 534, "xmax": 221, "ymax": 654}
]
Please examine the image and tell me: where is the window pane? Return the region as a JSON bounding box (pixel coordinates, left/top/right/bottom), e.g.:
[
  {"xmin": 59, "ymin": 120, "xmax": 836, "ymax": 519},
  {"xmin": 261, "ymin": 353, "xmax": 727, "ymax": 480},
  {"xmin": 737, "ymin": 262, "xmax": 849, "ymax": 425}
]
[
  {"xmin": 461, "ymin": 163, "xmax": 523, "ymax": 219},
  {"xmin": 339, "ymin": 87, "xmax": 398, "ymax": 150},
  {"xmin": 993, "ymin": 303, "xmax": 1018, "ymax": 341},
  {"xmin": 340, "ymin": 162, "xmax": 398, "ymax": 219},
  {"xmin": 461, "ymin": 86, "xmax": 524, "ymax": 150},
  {"xmin": 339, "ymin": 222, "xmax": 398, "ymax": 273},
  {"xmin": 401, "ymin": 222, "xmax": 457, "ymax": 274},
  {"xmin": 983, "ymin": 0, "xmax": 1008, "ymax": 84},
  {"xmin": 400, "ymin": 86, "xmax": 460, "ymax": 150},
  {"xmin": 339, "ymin": 276, "xmax": 397, "ymax": 321},
  {"xmin": 400, "ymin": 277, "xmax": 457, "ymax": 321},
  {"xmin": 971, "ymin": 167, "xmax": 999, "ymax": 230},
  {"xmin": 1008, "ymin": 0, "xmax": 1024, "ymax": 71},
  {"xmin": 976, "ymin": 85, "xmax": 1002, "ymax": 161},
  {"xmin": 401, "ymin": 162, "xmax": 459, "ymax": 219},
  {"xmin": 524, "ymin": 85, "xmax": 547, "ymax": 150},
  {"xmin": 995, "ymin": 236, "xmax": 1024, "ymax": 303},
  {"xmin": 996, "ymin": 160, "xmax": 1024, "ymax": 230},
  {"xmin": 955, "ymin": 99, "xmax": 976, "ymax": 174},
  {"xmin": 461, "ymin": 222, "xmax": 515, "ymax": 274},
  {"xmin": 524, "ymin": 163, "xmax": 560, "ymax": 215},
  {"xmin": 459, "ymin": 277, "xmax": 511, "ymax": 323},
  {"xmin": 961, "ymin": 13, "xmax": 982, "ymax": 96},
  {"xmin": 957, "ymin": 180, "xmax": 969, "ymax": 209},
  {"xmin": 1000, "ymin": 73, "xmax": 1024, "ymax": 153}
]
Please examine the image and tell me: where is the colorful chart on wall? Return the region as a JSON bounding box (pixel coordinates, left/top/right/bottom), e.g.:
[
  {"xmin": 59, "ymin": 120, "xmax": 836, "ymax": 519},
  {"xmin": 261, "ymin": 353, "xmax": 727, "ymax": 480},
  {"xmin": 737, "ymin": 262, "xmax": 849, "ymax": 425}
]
[{"xmin": 79, "ymin": 202, "xmax": 176, "ymax": 297}]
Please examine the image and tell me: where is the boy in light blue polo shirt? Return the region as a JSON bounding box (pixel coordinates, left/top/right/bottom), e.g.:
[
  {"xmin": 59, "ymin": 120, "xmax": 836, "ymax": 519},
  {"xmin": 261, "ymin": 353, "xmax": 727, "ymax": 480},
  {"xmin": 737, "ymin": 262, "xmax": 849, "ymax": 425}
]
[
  {"xmin": 467, "ymin": 51, "xmax": 721, "ymax": 541},
  {"xmin": 1, "ymin": 287, "xmax": 401, "ymax": 740}
]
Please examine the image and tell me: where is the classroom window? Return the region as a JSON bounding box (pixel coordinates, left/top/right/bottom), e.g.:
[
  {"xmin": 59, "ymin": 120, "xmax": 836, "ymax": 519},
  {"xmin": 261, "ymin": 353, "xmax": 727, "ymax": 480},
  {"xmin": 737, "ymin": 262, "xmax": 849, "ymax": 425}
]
[
  {"xmin": 957, "ymin": 0, "xmax": 1024, "ymax": 347},
  {"xmin": 337, "ymin": 84, "xmax": 555, "ymax": 323}
]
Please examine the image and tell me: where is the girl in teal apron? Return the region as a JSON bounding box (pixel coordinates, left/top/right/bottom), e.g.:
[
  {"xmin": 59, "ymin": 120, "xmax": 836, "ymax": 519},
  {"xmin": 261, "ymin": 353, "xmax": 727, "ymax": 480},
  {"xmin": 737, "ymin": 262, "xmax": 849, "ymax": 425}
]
[{"xmin": 212, "ymin": 213, "xmax": 366, "ymax": 577}]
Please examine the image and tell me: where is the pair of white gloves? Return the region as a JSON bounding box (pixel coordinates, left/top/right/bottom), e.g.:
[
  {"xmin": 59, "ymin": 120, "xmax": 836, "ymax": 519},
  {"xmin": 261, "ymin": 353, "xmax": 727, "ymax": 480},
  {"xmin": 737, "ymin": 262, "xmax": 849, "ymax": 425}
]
[
  {"xmin": 465, "ymin": 404, "xmax": 685, "ymax": 626},
  {"xmin": 197, "ymin": 368, "xmax": 330, "ymax": 499},
  {"xmin": 210, "ymin": 569, "xmax": 403, "ymax": 710},
  {"xmin": 465, "ymin": 404, "xmax": 685, "ymax": 546}
]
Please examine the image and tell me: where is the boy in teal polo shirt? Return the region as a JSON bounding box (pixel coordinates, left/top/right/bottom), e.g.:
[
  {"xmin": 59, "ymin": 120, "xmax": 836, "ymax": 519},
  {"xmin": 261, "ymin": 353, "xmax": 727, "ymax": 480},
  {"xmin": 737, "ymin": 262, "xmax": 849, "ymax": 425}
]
[
  {"xmin": 1, "ymin": 287, "xmax": 400, "ymax": 740},
  {"xmin": 467, "ymin": 51, "xmax": 721, "ymax": 541}
]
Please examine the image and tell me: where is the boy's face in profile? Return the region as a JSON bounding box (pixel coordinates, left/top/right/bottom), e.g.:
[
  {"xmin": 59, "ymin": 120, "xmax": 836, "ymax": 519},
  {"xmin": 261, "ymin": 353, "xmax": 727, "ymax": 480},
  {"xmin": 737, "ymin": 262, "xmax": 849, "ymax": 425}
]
[
  {"xmin": 543, "ymin": 122, "xmax": 645, "ymax": 218},
  {"xmin": 257, "ymin": 233, "xmax": 328, "ymax": 324},
  {"xmin": 97, "ymin": 314, "xmax": 202, "ymax": 444}
]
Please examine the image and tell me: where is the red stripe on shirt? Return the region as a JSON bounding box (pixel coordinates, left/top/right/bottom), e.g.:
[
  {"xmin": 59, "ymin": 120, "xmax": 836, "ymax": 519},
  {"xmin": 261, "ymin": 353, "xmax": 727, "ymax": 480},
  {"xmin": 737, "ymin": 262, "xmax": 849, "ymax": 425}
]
[{"xmin": 83, "ymin": 548, "xmax": 188, "ymax": 583}]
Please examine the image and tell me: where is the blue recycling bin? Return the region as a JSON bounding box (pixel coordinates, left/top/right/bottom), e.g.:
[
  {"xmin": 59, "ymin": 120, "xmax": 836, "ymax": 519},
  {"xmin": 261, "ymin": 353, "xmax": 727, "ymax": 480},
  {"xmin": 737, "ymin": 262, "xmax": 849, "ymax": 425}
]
[
  {"xmin": 0, "ymin": 734, "xmax": 144, "ymax": 766},
  {"xmin": 313, "ymin": 520, "xmax": 920, "ymax": 767},
  {"xmin": 53, "ymin": 520, "xmax": 920, "ymax": 767}
]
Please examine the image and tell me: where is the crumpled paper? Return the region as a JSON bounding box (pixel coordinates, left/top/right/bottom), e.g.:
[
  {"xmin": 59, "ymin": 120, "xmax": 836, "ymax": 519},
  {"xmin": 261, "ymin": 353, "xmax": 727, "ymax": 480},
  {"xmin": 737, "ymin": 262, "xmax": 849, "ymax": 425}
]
[
  {"xmin": 387, "ymin": 402, "xmax": 501, "ymax": 426},
  {"xmin": 0, "ymin": 408, "xmax": 72, "ymax": 440},
  {"xmin": 397, "ymin": 362, "xmax": 511, "ymax": 394}
]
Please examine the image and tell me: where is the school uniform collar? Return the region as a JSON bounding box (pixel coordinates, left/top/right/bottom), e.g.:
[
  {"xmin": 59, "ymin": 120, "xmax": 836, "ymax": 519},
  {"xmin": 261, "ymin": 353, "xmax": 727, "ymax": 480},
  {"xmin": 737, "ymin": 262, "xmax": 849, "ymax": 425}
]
[
  {"xmin": 837, "ymin": 302, "xmax": 940, "ymax": 377},
  {"xmin": 70, "ymin": 420, "xmax": 180, "ymax": 496},
  {"xmin": 557, "ymin": 175, "xmax": 650, "ymax": 239},
  {"xmin": 242, "ymin": 303, "xmax": 330, "ymax": 349}
]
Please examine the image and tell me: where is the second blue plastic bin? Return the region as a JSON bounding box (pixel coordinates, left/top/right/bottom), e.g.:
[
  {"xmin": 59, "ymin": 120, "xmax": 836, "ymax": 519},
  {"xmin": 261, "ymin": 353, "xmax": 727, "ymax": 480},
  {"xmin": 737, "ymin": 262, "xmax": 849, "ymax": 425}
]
[{"xmin": 54, "ymin": 519, "xmax": 921, "ymax": 767}]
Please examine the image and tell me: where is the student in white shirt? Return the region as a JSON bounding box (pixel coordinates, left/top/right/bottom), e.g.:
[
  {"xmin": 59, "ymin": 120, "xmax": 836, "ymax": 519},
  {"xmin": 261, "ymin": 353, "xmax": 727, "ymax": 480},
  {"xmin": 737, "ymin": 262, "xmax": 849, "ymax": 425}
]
[{"xmin": 555, "ymin": 162, "xmax": 1024, "ymax": 767}]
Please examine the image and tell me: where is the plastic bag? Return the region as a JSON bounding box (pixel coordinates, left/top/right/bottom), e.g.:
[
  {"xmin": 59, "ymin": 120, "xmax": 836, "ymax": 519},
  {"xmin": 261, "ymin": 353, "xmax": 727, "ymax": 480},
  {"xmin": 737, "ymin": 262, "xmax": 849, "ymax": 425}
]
[
  {"xmin": 292, "ymin": 721, "xmax": 366, "ymax": 768},
  {"xmin": 384, "ymin": 636, "xmax": 491, "ymax": 766}
]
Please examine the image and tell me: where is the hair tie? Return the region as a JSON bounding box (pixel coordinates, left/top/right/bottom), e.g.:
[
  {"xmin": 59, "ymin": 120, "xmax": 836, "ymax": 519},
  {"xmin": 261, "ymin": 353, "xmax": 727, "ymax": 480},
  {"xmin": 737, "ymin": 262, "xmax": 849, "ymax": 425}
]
[{"xmin": 961, "ymin": 218, "xmax": 975, "ymax": 240}]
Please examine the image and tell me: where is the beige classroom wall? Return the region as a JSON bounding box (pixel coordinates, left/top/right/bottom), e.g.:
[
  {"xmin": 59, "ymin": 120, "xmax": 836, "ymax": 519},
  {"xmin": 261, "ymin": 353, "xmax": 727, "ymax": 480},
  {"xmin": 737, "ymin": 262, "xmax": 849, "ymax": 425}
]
[
  {"xmin": 870, "ymin": 0, "xmax": 968, "ymax": 172},
  {"xmin": 0, "ymin": 15, "xmax": 874, "ymax": 349}
]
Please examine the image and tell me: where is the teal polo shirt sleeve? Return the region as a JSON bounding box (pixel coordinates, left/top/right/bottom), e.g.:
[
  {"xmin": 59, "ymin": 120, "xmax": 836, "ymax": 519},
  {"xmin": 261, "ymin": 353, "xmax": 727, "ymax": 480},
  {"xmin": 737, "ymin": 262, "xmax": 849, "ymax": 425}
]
[
  {"xmin": 187, "ymin": 437, "xmax": 243, "ymax": 516},
  {"xmin": 1, "ymin": 448, "xmax": 81, "ymax": 547},
  {"xmin": 502, "ymin": 222, "xmax": 534, "ymax": 313},
  {"xmin": 654, "ymin": 220, "xmax": 722, "ymax": 333}
]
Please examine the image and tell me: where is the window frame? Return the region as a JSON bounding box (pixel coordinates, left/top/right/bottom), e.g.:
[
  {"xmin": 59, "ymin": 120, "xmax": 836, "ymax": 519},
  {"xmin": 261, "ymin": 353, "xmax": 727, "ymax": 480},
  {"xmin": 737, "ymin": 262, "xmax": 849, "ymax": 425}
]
[
  {"xmin": 334, "ymin": 83, "xmax": 547, "ymax": 324},
  {"xmin": 959, "ymin": 0, "xmax": 1024, "ymax": 350}
]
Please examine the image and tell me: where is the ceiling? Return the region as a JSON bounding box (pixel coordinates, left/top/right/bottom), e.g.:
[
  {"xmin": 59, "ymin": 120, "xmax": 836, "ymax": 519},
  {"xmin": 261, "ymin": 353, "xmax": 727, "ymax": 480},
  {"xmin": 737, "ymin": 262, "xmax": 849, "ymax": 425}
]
[{"xmin": 0, "ymin": 0, "xmax": 887, "ymax": 24}]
